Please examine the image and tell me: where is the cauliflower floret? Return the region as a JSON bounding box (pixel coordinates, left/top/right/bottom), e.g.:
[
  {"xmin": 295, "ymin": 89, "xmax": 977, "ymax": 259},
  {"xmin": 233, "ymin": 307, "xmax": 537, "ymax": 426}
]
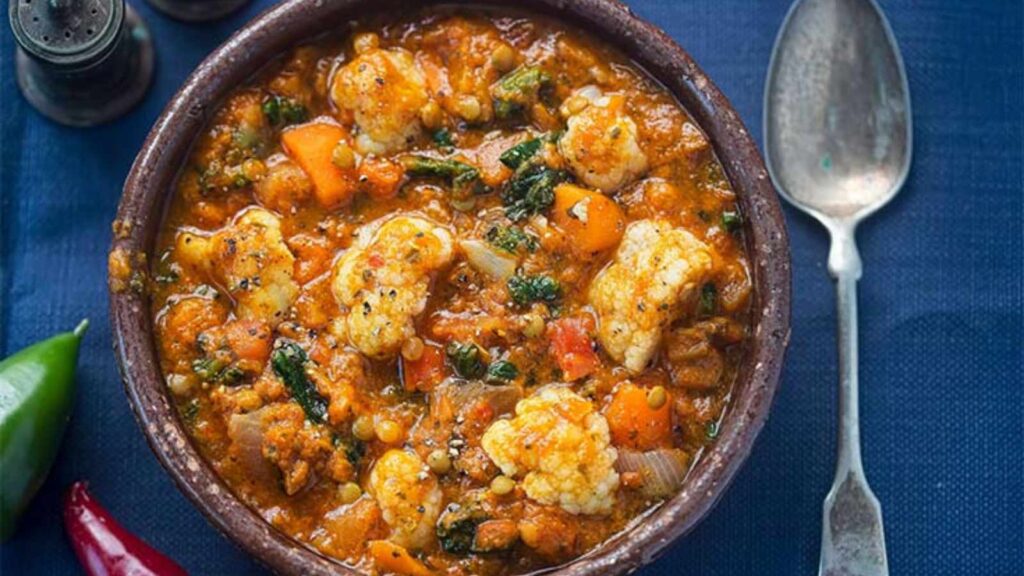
[
  {"xmin": 183, "ymin": 208, "xmax": 299, "ymax": 325},
  {"xmin": 481, "ymin": 387, "xmax": 619, "ymax": 515},
  {"xmin": 558, "ymin": 88, "xmax": 648, "ymax": 192},
  {"xmin": 588, "ymin": 220, "xmax": 713, "ymax": 373},
  {"xmin": 367, "ymin": 449, "xmax": 443, "ymax": 550},
  {"xmin": 330, "ymin": 216, "xmax": 454, "ymax": 358},
  {"xmin": 330, "ymin": 48, "xmax": 430, "ymax": 155}
]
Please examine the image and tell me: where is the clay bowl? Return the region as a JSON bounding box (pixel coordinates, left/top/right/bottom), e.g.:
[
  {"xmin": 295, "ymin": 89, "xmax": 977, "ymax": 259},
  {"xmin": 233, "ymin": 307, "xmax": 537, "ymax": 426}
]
[{"xmin": 109, "ymin": 0, "xmax": 791, "ymax": 573}]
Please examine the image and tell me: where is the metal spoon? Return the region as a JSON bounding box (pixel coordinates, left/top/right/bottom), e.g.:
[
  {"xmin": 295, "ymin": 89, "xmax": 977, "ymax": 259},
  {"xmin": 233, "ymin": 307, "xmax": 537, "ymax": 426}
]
[{"xmin": 764, "ymin": 0, "xmax": 911, "ymax": 574}]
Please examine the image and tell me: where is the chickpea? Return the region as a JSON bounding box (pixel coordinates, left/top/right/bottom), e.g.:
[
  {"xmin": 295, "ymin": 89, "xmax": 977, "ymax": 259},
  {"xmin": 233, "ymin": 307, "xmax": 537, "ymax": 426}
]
[
  {"xmin": 375, "ymin": 419, "xmax": 403, "ymax": 444},
  {"xmin": 352, "ymin": 415, "xmax": 376, "ymax": 441},
  {"xmin": 339, "ymin": 481, "xmax": 362, "ymax": 504},
  {"xmin": 241, "ymin": 158, "xmax": 267, "ymax": 181},
  {"xmin": 522, "ymin": 314, "xmax": 545, "ymax": 338},
  {"xmin": 646, "ymin": 385, "xmax": 667, "ymax": 410},
  {"xmin": 352, "ymin": 32, "xmax": 379, "ymax": 54},
  {"xmin": 490, "ymin": 43, "xmax": 516, "ymax": 73},
  {"xmin": 166, "ymin": 374, "xmax": 193, "ymax": 396},
  {"xmin": 519, "ymin": 521, "xmax": 540, "ymax": 547},
  {"xmin": 559, "ymin": 95, "xmax": 591, "ymax": 118},
  {"xmin": 401, "ymin": 336, "xmax": 425, "ymax": 362},
  {"xmin": 426, "ymin": 449, "xmax": 451, "ymax": 475},
  {"xmin": 455, "ymin": 95, "xmax": 482, "ymax": 122},
  {"xmin": 419, "ymin": 101, "xmax": 443, "ymax": 131},
  {"xmin": 490, "ymin": 475, "xmax": 516, "ymax": 496}
]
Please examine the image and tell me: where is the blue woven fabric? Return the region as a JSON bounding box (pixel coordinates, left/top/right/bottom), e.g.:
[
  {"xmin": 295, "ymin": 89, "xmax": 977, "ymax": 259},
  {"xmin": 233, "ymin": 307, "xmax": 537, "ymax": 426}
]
[{"xmin": 1, "ymin": 1, "xmax": 1020, "ymax": 574}]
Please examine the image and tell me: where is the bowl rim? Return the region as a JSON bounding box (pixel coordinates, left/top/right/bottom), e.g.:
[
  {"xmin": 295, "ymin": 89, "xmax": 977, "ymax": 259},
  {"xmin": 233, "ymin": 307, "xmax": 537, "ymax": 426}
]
[{"xmin": 109, "ymin": 1, "xmax": 791, "ymax": 574}]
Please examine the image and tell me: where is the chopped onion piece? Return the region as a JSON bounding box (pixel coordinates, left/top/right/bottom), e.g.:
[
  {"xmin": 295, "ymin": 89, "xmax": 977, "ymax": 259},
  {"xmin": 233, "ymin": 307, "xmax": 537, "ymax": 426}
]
[
  {"xmin": 576, "ymin": 85, "xmax": 603, "ymax": 104},
  {"xmin": 435, "ymin": 378, "xmax": 522, "ymax": 418},
  {"xmin": 460, "ymin": 239, "xmax": 517, "ymax": 280},
  {"xmin": 615, "ymin": 448, "xmax": 691, "ymax": 499},
  {"xmin": 227, "ymin": 409, "xmax": 276, "ymax": 482}
]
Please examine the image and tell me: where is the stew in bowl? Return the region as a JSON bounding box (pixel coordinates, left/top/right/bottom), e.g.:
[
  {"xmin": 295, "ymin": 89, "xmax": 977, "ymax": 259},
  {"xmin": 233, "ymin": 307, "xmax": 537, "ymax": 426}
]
[{"xmin": 110, "ymin": 2, "xmax": 790, "ymax": 575}]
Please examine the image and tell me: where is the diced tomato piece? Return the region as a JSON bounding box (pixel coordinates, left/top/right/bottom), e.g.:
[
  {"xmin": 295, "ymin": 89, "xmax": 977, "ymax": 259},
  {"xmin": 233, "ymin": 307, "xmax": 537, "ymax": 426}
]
[
  {"xmin": 547, "ymin": 317, "xmax": 600, "ymax": 381},
  {"xmin": 468, "ymin": 400, "xmax": 495, "ymax": 425},
  {"xmin": 400, "ymin": 343, "xmax": 446, "ymax": 392}
]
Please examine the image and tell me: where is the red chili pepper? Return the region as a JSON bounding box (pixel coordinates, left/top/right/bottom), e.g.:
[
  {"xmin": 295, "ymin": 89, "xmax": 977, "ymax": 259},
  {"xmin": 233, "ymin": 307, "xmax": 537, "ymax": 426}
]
[{"xmin": 63, "ymin": 482, "xmax": 188, "ymax": 576}]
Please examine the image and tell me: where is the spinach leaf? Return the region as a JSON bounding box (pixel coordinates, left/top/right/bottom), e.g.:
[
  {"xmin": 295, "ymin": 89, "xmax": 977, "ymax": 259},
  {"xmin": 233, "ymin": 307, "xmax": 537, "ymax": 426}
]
[
  {"xmin": 499, "ymin": 138, "xmax": 543, "ymax": 170},
  {"xmin": 498, "ymin": 131, "xmax": 563, "ymax": 170},
  {"xmin": 191, "ymin": 357, "xmax": 244, "ymax": 385},
  {"xmin": 335, "ymin": 435, "xmax": 366, "ymax": 466},
  {"xmin": 400, "ymin": 155, "xmax": 482, "ymax": 198},
  {"xmin": 698, "ymin": 282, "xmax": 718, "ymax": 317},
  {"xmin": 433, "ymin": 128, "xmax": 455, "ymax": 149},
  {"xmin": 721, "ymin": 211, "xmax": 742, "ymax": 233},
  {"xmin": 486, "ymin": 360, "xmax": 519, "ymax": 383},
  {"xmin": 181, "ymin": 399, "xmax": 200, "ymax": 426},
  {"xmin": 436, "ymin": 503, "xmax": 486, "ymax": 555},
  {"xmin": 507, "ymin": 274, "xmax": 562, "ymax": 307},
  {"xmin": 400, "ymin": 155, "xmax": 477, "ymax": 179},
  {"xmin": 501, "ymin": 165, "xmax": 569, "ymax": 221},
  {"xmin": 271, "ymin": 342, "xmax": 328, "ymax": 423},
  {"xmin": 485, "ymin": 225, "xmax": 538, "ymax": 254},
  {"xmin": 491, "ymin": 66, "xmax": 552, "ymax": 119},
  {"xmin": 445, "ymin": 342, "xmax": 487, "ymax": 380},
  {"xmin": 262, "ymin": 95, "xmax": 308, "ymax": 127}
]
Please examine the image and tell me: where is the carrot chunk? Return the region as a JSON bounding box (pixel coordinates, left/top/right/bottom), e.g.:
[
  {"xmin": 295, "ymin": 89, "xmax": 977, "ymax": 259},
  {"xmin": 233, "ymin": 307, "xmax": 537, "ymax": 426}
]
[
  {"xmin": 368, "ymin": 540, "xmax": 432, "ymax": 576},
  {"xmin": 281, "ymin": 121, "xmax": 357, "ymax": 208},
  {"xmin": 551, "ymin": 183, "xmax": 626, "ymax": 254},
  {"xmin": 604, "ymin": 382, "xmax": 673, "ymax": 450}
]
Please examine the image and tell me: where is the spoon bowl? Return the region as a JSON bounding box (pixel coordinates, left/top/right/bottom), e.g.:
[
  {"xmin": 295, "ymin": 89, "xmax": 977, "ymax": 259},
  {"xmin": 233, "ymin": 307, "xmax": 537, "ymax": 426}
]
[{"xmin": 765, "ymin": 0, "xmax": 912, "ymax": 223}]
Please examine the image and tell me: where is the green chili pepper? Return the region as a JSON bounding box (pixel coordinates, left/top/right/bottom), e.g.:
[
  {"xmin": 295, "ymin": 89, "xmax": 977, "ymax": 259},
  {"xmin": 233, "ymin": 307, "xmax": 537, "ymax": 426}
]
[{"xmin": 0, "ymin": 319, "xmax": 88, "ymax": 541}]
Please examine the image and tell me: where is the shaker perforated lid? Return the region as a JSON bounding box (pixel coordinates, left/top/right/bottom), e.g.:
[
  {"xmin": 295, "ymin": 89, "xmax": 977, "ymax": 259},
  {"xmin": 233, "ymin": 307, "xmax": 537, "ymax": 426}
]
[
  {"xmin": 9, "ymin": 0, "xmax": 122, "ymax": 66},
  {"xmin": 10, "ymin": 0, "xmax": 153, "ymax": 126}
]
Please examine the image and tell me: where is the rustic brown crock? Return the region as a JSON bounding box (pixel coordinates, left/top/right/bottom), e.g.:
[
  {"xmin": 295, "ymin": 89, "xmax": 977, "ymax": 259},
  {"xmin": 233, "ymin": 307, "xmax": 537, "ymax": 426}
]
[{"xmin": 109, "ymin": 1, "xmax": 791, "ymax": 574}]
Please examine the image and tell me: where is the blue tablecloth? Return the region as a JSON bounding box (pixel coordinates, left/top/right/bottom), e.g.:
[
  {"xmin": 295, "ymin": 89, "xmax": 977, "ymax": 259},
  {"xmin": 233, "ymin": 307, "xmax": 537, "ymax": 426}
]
[{"xmin": 1, "ymin": 1, "xmax": 1021, "ymax": 574}]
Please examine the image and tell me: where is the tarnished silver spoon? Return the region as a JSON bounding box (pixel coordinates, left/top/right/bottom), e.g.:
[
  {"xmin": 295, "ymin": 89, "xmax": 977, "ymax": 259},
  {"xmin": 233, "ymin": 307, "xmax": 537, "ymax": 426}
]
[{"xmin": 764, "ymin": 0, "xmax": 912, "ymax": 574}]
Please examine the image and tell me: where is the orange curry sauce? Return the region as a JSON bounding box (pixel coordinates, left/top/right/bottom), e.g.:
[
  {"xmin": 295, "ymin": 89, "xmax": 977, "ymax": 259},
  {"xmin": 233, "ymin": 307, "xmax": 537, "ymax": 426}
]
[{"xmin": 150, "ymin": 8, "xmax": 752, "ymax": 575}]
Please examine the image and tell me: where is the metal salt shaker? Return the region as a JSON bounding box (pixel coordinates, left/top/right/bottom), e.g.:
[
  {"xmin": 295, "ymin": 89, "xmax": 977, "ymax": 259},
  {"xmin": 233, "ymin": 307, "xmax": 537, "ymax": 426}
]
[{"xmin": 9, "ymin": 0, "xmax": 154, "ymax": 127}]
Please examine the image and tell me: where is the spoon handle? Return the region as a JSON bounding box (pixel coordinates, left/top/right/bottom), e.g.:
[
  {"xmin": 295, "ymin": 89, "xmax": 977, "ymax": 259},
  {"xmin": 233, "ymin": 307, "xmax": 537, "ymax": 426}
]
[{"xmin": 819, "ymin": 225, "xmax": 889, "ymax": 576}]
